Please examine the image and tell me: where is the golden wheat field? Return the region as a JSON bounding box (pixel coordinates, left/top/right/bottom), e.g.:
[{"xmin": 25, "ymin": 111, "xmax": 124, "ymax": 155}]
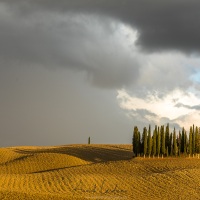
[{"xmin": 0, "ymin": 144, "xmax": 200, "ymax": 199}]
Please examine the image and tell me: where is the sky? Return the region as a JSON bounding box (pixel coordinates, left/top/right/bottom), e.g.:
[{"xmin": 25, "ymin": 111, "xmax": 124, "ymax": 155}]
[{"xmin": 1, "ymin": 0, "xmax": 200, "ymax": 147}]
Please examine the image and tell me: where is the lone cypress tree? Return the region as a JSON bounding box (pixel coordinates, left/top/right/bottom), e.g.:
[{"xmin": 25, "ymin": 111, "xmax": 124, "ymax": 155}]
[
  {"xmin": 88, "ymin": 137, "xmax": 91, "ymax": 144},
  {"xmin": 147, "ymin": 125, "xmax": 152, "ymax": 157}
]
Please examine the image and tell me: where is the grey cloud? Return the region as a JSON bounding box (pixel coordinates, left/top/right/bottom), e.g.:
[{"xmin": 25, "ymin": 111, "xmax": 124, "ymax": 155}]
[
  {"xmin": 129, "ymin": 109, "xmax": 181, "ymax": 132},
  {"xmin": 1, "ymin": 0, "xmax": 199, "ymax": 90},
  {"xmin": 175, "ymin": 103, "xmax": 190, "ymax": 108},
  {"xmin": 135, "ymin": 109, "xmax": 157, "ymax": 117},
  {"xmin": 0, "ymin": 2, "xmax": 140, "ymax": 89},
  {"xmin": 160, "ymin": 117, "xmax": 181, "ymax": 131},
  {"xmin": 128, "ymin": 108, "xmax": 158, "ymax": 126},
  {"xmin": 192, "ymin": 105, "xmax": 200, "ymax": 110},
  {"xmin": 0, "ymin": 0, "xmax": 199, "ymax": 93},
  {"xmin": 2, "ymin": 0, "xmax": 200, "ymax": 54},
  {"xmin": 175, "ymin": 103, "xmax": 200, "ymax": 110}
]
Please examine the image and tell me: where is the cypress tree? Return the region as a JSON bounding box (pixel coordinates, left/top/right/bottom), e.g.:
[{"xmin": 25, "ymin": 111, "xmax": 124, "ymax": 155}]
[
  {"xmin": 178, "ymin": 131, "xmax": 181, "ymax": 156},
  {"xmin": 173, "ymin": 128, "xmax": 177, "ymax": 156},
  {"xmin": 165, "ymin": 124, "xmax": 170, "ymax": 156},
  {"xmin": 193, "ymin": 124, "xmax": 195, "ymax": 154},
  {"xmin": 153, "ymin": 126, "xmax": 157, "ymax": 156},
  {"xmin": 181, "ymin": 127, "xmax": 185, "ymax": 154},
  {"xmin": 161, "ymin": 125, "xmax": 165, "ymax": 155},
  {"xmin": 141, "ymin": 129, "xmax": 144, "ymax": 155},
  {"xmin": 189, "ymin": 126, "xmax": 193, "ymax": 156},
  {"xmin": 185, "ymin": 131, "xmax": 189, "ymax": 154},
  {"xmin": 169, "ymin": 132, "xmax": 173, "ymax": 156},
  {"xmin": 132, "ymin": 131, "xmax": 134, "ymax": 153},
  {"xmin": 166, "ymin": 146, "xmax": 169, "ymax": 157},
  {"xmin": 143, "ymin": 127, "xmax": 147, "ymax": 157},
  {"xmin": 138, "ymin": 131, "xmax": 141, "ymax": 156},
  {"xmin": 157, "ymin": 126, "xmax": 161, "ymax": 157},
  {"xmin": 147, "ymin": 125, "xmax": 152, "ymax": 156},
  {"xmin": 133, "ymin": 126, "xmax": 139, "ymax": 157},
  {"xmin": 195, "ymin": 126, "xmax": 200, "ymax": 153}
]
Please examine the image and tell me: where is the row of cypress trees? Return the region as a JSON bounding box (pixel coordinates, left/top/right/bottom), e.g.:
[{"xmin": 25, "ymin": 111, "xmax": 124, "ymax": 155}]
[{"xmin": 132, "ymin": 124, "xmax": 200, "ymax": 157}]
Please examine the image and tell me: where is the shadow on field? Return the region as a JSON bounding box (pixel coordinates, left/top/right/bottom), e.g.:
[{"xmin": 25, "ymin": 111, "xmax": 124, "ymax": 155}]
[
  {"xmin": 29, "ymin": 162, "xmax": 99, "ymax": 174},
  {"xmin": 0, "ymin": 154, "xmax": 34, "ymax": 166},
  {"xmin": 14, "ymin": 145, "xmax": 133, "ymax": 163}
]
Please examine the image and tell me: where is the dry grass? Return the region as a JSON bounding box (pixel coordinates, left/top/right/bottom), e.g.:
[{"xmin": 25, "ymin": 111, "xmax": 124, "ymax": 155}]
[{"xmin": 0, "ymin": 144, "xmax": 200, "ymax": 199}]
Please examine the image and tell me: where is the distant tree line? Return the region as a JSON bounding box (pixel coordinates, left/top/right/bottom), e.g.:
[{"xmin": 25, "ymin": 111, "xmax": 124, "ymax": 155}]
[{"xmin": 132, "ymin": 124, "xmax": 200, "ymax": 158}]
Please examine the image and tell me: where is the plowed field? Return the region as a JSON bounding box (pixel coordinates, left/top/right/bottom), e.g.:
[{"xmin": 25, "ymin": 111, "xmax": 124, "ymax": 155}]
[{"xmin": 0, "ymin": 144, "xmax": 200, "ymax": 199}]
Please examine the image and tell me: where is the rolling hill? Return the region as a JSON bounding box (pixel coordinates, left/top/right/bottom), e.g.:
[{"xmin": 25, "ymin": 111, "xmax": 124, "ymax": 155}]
[{"xmin": 0, "ymin": 144, "xmax": 200, "ymax": 199}]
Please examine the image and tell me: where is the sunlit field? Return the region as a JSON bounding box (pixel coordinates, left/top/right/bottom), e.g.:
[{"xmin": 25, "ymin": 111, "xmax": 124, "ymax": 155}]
[{"xmin": 0, "ymin": 144, "xmax": 200, "ymax": 199}]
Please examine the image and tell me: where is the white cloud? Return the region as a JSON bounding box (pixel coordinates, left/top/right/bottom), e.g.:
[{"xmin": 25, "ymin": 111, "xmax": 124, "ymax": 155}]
[{"xmin": 117, "ymin": 88, "xmax": 200, "ymax": 129}]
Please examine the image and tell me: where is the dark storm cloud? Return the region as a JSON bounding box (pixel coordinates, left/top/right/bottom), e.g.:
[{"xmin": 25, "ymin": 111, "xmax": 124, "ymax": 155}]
[
  {"xmin": 2, "ymin": 0, "xmax": 200, "ymax": 54},
  {"xmin": 1, "ymin": 0, "xmax": 200, "ymax": 90},
  {"xmin": 0, "ymin": 1, "xmax": 141, "ymax": 89}
]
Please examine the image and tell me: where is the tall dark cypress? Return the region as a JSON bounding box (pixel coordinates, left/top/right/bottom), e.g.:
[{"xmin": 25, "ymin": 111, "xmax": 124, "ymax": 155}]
[
  {"xmin": 181, "ymin": 127, "xmax": 185, "ymax": 154},
  {"xmin": 189, "ymin": 126, "xmax": 193, "ymax": 156},
  {"xmin": 161, "ymin": 125, "xmax": 165, "ymax": 155},
  {"xmin": 157, "ymin": 126, "xmax": 161, "ymax": 157},
  {"xmin": 178, "ymin": 131, "xmax": 181, "ymax": 156},
  {"xmin": 143, "ymin": 127, "xmax": 147, "ymax": 157},
  {"xmin": 141, "ymin": 129, "xmax": 144, "ymax": 155},
  {"xmin": 153, "ymin": 126, "xmax": 157, "ymax": 156},
  {"xmin": 147, "ymin": 125, "xmax": 152, "ymax": 156},
  {"xmin": 165, "ymin": 124, "xmax": 170, "ymax": 156},
  {"xmin": 185, "ymin": 131, "xmax": 188, "ymax": 154},
  {"xmin": 170, "ymin": 132, "xmax": 173, "ymax": 156},
  {"xmin": 195, "ymin": 126, "xmax": 200, "ymax": 154},
  {"xmin": 133, "ymin": 126, "xmax": 139, "ymax": 157},
  {"xmin": 193, "ymin": 124, "xmax": 195, "ymax": 154},
  {"xmin": 138, "ymin": 131, "xmax": 141, "ymax": 156},
  {"xmin": 166, "ymin": 146, "xmax": 169, "ymax": 157},
  {"xmin": 173, "ymin": 128, "xmax": 177, "ymax": 156}
]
